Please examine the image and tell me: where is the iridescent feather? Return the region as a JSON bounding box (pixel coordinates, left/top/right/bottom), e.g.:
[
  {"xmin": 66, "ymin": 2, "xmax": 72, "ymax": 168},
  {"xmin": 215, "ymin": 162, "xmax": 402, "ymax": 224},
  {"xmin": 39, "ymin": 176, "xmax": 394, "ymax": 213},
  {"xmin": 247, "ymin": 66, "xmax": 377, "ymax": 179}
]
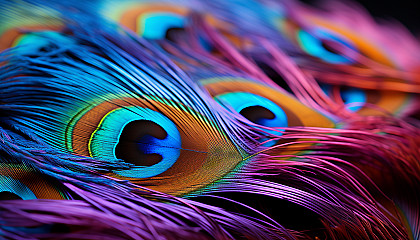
[{"xmin": 1, "ymin": 0, "xmax": 419, "ymax": 239}]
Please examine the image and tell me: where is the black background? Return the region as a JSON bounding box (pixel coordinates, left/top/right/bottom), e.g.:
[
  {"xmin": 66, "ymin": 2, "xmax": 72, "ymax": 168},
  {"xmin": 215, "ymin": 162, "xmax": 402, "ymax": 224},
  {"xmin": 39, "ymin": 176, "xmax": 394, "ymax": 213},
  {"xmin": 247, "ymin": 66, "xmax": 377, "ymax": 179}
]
[{"xmin": 301, "ymin": 0, "xmax": 420, "ymax": 34}]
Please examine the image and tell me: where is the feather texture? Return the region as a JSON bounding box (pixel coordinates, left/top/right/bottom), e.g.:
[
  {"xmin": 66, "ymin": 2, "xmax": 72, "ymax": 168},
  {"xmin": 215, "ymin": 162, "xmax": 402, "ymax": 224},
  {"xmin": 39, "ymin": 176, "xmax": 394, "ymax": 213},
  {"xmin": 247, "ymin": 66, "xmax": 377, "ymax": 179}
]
[{"xmin": 1, "ymin": 0, "xmax": 419, "ymax": 239}]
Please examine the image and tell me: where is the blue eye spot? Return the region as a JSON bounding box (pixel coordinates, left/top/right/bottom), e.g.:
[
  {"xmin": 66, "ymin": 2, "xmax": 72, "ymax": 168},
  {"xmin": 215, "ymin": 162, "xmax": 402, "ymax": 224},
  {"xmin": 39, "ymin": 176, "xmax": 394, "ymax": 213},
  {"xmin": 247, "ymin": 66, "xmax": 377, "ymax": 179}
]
[
  {"xmin": 0, "ymin": 176, "xmax": 37, "ymax": 200},
  {"xmin": 297, "ymin": 29, "xmax": 356, "ymax": 64},
  {"xmin": 89, "ymin": 107, "xmax": 181, "ymax": 178},
  {"xmin": 340, "ymin": 87, "xmax": 366, "ymax": 112},
  {"xmin": 141, "ymin": 13, "xmax": 186, "ymax": 39},
  {"xmin": 215, "ymin": 92, "xmax": 288, "ymax": 146},
  {"xmin": 14, "ymin": 31, "xmax": 75, "ymax": 55},
  {"xmin": 321, "ymin": 85, "xmax": 366, "ymax": 112}
]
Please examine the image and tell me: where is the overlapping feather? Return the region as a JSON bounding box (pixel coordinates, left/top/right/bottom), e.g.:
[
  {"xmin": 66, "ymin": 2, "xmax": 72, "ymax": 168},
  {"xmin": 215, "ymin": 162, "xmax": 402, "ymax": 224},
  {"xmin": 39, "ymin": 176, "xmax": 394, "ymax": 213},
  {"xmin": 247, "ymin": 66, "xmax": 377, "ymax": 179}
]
[{"xmin": 0, "ymin": 0, "xmax": 419, "ymax": 239}]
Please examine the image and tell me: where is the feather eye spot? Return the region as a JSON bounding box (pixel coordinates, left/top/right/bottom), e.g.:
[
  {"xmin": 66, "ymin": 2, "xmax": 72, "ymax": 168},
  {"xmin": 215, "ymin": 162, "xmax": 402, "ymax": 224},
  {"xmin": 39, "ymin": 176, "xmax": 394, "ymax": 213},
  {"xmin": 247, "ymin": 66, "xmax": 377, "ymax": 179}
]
[
  {"xmin": 297, "ymin": 29, "xmax": 357, "ymax": 64},
  {"xmin": 0, "ymin": 176, "xmax": 37, "ymax": 200},
  {"xmin": 215, "ymin": 92, "xmax": 288, "ymax": 129},
  {"xmin": 202, "ymin": 78, "xmax": 334, "ymax": 128},
  {"xmin": 141, "ymin": 13, "xmax": 186, "ymax": 39},
  {"xmin": 88, "ymin": 106, "xmax": 182, "ymax": 178},
  {"xmin": 65, "ymin": 97, "xmax": 244, "ymax": 195},
  {"xmin": 12, "ymin": 31, "xmax": 75, "ymax": 56},
  {"xmin": 115, "ymin": 120, "xmax": 168, "ymax": 167},
  {"xmin": 116, "ymin": 4, "xmax": 188, "ymax": 39},
  {"xmin": 321, "ymin": 84, "xmax": 367, "ymax": 112},
  {"xmin": 239, "ymin": 106, "xmax": 276, "ymax": 124}
]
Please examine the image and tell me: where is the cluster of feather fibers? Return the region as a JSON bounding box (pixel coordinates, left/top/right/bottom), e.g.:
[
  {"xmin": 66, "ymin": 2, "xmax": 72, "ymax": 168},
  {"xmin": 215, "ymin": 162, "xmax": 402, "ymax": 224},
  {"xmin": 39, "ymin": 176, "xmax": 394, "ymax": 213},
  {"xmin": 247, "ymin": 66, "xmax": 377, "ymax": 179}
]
[{"xmin": 0, "ymin": 0, "xmax": 419, "ymax": 239}]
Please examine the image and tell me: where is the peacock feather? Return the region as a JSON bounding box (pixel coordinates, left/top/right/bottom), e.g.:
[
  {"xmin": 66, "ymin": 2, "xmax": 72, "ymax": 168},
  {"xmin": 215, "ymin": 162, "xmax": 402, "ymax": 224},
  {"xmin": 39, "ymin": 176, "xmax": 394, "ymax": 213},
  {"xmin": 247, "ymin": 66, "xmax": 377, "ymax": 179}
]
[{"xmin": 1, "ymin": 0, "xmax": 419, "ymax": 239}]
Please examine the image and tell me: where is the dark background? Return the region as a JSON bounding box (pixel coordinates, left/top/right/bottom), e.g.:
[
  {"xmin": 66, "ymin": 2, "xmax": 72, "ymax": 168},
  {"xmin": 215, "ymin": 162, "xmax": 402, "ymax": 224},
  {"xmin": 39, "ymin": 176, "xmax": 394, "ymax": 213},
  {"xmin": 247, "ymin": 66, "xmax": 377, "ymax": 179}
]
[{"xmin": 301, "ymin": 0, "xmax": 420, "ymax": 34}]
